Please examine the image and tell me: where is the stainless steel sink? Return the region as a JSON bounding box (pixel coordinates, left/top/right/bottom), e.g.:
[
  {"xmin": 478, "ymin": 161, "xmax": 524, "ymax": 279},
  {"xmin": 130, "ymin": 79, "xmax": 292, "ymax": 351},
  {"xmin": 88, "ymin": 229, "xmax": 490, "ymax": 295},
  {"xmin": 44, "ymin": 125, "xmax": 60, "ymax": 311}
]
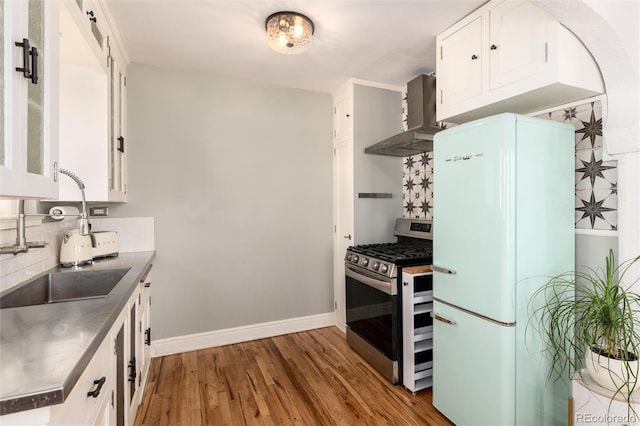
[{"xmin": 0, "ymin": 268, "xmax": 130, "ymax": 309}]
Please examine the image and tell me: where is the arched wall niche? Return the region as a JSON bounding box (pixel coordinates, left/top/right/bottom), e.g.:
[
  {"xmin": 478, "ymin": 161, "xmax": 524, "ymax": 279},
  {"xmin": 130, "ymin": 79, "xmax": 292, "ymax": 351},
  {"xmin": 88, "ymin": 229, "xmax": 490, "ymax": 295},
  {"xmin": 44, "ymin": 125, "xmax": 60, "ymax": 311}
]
[{"xmin": 534, "ymin": 0, "xmax": 639, "ymax": 155}]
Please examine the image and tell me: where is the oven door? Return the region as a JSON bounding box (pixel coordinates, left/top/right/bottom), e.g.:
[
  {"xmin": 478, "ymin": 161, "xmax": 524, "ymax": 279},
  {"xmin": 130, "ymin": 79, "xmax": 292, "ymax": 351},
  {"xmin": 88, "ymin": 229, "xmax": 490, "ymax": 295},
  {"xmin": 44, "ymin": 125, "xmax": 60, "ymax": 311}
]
[{"xmin": 345, "ymin": 264, "xmax": 401, "ymax": 370}]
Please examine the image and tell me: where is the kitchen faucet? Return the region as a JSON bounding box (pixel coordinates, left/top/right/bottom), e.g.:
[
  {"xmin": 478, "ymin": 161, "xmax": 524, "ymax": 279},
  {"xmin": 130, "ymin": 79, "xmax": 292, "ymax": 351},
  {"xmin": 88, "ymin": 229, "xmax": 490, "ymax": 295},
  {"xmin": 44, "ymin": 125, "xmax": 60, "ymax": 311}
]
[
  {"xmin": 0, "ymin": 200, "xmax": 48, "ymax": 255},
  {"xmin": 0, "ymin": 169, "xmax": 89, "ymax": 256},
  {"xmin": 59, "ymin": 168, "xmax": 90, "ymax": 235}
]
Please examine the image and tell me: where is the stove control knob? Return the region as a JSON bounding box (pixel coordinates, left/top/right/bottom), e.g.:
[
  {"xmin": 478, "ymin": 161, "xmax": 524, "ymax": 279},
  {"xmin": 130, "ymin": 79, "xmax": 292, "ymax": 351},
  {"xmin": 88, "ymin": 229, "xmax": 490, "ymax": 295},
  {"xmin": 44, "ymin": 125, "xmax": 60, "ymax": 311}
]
[
  {"xmin": 380, "ymin": 264, "xmax": 389, "ymax": 273},
  {"xmin": 372, "ymin": 261, "xmax": 380, "ymax": 271},
  {"xmin": 361, "ymin": 258, "xmax": 369, "ymax": 266},
  {"xmin": 345, "ymin": 254, "xmax": 352, "ymax": 262},
  {"xmin": 351, "ymin": 255, "xmax": 359, "ymax": 264}
]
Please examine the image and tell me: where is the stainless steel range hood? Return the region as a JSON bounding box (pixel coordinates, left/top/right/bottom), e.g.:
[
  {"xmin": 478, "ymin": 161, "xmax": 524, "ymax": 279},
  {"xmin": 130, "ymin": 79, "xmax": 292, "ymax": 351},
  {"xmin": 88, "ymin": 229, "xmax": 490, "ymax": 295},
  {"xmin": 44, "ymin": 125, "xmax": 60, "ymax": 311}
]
[{"xmin": 364, "ymin": 74, "xmax": 444, "ymax": 157}]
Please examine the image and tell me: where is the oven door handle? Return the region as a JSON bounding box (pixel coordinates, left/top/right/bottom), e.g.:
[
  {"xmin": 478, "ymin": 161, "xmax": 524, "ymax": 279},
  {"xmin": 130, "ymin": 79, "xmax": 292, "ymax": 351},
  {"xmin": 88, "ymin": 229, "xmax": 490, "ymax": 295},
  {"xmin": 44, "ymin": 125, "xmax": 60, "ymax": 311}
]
[{"xmin": 345, "ymin": 264, "xmax": 393, "ymax": 295}]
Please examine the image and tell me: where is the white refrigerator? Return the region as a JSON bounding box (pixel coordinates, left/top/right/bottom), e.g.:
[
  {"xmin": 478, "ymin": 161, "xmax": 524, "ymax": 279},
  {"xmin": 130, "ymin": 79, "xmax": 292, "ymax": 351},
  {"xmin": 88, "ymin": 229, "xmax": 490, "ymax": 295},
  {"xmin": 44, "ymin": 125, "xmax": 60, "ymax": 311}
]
[{"xmin": 431, "ymin": 113, "xmax": 574, "ymax": 425}]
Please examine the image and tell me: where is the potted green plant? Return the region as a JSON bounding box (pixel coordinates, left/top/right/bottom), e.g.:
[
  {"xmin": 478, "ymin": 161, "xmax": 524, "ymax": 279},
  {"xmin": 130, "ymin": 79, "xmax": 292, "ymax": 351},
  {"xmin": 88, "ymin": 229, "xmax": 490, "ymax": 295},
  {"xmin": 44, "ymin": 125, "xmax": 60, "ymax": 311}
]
[{"xmin": 529, "ymin": 249, "xmax": 640, "ymax": 406}]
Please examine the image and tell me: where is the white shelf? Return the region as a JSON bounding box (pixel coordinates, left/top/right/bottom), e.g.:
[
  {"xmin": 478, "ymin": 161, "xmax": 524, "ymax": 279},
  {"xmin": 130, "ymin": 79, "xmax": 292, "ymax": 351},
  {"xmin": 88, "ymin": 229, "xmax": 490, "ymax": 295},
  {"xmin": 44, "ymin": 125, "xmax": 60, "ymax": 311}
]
[
  {"xmin": 414, "ymin": 376, "xmax": 433, "ymax": 392},
  {"xmin": 415, "ymin": 326, "xmax": 433, "ymax": 341},
  {"xmin": 414, "ymin": 291, "xmax": 433, "ymax": 304},
  {"xmin": 414, "ymin": 302, "xmax": 433, "ymax": 315},
  {"xmin": 402, "ymin": 268, "xmax": 434, "ymax": 393},
  {"xmin": 415, "ymin": 339, "xmax": 433, "ymax": 353},
  {"xmin": 416, "ymin": 361, "xmax": 433, "ymax": 372}
]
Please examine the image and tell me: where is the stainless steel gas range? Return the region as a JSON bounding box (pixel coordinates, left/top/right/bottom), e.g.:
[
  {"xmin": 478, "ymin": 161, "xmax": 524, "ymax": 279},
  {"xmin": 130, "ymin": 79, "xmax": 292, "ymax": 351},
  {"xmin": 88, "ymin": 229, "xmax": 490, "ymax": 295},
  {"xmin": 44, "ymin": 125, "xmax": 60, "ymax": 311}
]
[{"xmin": 344, "ymin": 218, "xmax": 433, "ymax": 384}]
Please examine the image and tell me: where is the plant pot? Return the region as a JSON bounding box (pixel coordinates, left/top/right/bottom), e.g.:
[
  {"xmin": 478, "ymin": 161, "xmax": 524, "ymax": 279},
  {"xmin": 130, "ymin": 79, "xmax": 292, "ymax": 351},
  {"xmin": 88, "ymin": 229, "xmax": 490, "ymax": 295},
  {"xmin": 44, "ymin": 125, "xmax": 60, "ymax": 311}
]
[{"xmin": 585, "ymin": 348, "xmax": 640, "ymax": 392}]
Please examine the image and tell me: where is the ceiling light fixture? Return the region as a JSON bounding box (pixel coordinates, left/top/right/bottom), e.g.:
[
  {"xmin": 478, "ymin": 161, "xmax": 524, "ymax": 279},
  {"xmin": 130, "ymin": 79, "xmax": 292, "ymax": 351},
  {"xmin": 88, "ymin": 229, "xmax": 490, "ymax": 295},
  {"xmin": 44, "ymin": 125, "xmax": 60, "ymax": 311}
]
[{"xmin": 265, "ymin": 11, "xmax": 314, "ymax": 55}]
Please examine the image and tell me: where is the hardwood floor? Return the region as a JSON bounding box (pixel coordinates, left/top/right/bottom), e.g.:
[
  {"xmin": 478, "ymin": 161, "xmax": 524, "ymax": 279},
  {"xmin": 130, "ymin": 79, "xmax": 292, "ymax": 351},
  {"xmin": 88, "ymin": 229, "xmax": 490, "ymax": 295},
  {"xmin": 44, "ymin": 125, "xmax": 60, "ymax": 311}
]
[{"xmin": 134, "ymin": 326, "xmax": 454, "ymax": 425}]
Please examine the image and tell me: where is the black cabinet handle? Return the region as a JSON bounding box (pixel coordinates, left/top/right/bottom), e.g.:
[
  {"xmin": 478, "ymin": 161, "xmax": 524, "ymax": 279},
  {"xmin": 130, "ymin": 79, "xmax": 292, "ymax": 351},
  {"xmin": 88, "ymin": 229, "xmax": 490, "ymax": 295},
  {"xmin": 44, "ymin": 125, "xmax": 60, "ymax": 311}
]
[
  {"xmin": 87, "ymin": 376, "xmax": 106, "ymax": 398},
  {"xmin": 117, "ymin": 136, "xmax": 125, "ymax": 153},
  {"xmin": 490, "ymin": 44, "xmax": 498, "ymax": 50},
  {"xmin": 471, "ymin": 54, "xmax": 478, "ymax": 60},
  {"xmin": 145, "ymin": 327, "xmax": 151, "ymax": 345},
  {"xmin": 29, "ymin": 46, "xmax": 38, "ymax": 84},
  {"xmin": 87, "ymin": 10, "xmax": 97, "ymax": 23},
  {"xmin": 144, "ymin": 282, "xmax": 151, "ymax": 288},
  {"xmin": 128, "ymin": 358, "xmax": 137, "ymax": 382},
  {"xmin": 15, "ymin": 38, "xmax": 31, "ymax": 78}
]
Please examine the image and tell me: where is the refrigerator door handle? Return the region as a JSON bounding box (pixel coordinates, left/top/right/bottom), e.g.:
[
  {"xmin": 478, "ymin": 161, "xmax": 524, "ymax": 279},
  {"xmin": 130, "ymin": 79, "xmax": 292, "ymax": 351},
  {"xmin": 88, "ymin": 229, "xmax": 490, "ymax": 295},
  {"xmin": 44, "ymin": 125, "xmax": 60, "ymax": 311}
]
[
  {"xmin": 431, "ymin": 311, "xmax": 456, "ymax": 325},
  {"xmin": 432, "ymin": 265, "xmax": 457, "ymax": 275}
]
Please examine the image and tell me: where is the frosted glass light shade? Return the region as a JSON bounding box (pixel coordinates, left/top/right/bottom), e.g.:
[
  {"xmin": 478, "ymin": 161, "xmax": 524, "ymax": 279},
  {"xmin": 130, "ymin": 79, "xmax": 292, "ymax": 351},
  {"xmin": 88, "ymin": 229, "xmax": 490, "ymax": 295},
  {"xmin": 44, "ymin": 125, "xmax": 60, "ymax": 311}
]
[{"xmin": 265, "ymin": 12, "xmax": 314, "ymax": 55}]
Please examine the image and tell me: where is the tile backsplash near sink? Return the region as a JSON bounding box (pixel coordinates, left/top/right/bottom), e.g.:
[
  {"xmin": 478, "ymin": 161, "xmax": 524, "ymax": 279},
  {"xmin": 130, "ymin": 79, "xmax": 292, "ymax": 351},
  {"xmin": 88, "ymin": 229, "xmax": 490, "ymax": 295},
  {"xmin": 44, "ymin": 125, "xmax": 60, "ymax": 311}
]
[
  {"xmin": 402, "ymin": 96, "xmax": 617, "ymax": 231},
  {"xmin": 0, "ymin": 217, "xmax": 154, "ymax": 293}
]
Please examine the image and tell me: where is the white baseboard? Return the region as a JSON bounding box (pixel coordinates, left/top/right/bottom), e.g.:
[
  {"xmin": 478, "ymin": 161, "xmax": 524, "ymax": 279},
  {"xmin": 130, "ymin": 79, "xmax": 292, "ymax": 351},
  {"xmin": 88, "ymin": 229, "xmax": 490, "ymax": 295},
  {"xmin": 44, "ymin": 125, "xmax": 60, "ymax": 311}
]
[{"xmin": 151, "ymin": 312, "xmax": 336, "ymax": 358}]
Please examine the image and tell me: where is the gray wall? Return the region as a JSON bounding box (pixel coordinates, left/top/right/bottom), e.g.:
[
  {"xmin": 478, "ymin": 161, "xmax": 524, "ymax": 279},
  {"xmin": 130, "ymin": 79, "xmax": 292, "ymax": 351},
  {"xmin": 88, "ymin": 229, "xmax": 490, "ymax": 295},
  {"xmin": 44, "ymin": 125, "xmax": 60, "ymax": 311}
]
[
  {"xmin": 353, "ymin": 84, "xmax": 403, "ymax": 244},
  {"xmin": 111, "ymin": 63, "xmax": 334, "ymax": 340},
  {"xmin": 576, "ymin": 233, "xmax": 618, "ymax": 273}
]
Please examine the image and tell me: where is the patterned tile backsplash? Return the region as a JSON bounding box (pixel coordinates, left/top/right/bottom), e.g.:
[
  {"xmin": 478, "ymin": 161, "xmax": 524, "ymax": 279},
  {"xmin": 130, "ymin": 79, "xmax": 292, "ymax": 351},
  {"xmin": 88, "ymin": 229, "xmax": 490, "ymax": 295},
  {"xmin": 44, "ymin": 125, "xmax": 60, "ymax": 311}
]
[{"xmin": 402, "ymin": 97, "xmax": 616, "ymax": 230}]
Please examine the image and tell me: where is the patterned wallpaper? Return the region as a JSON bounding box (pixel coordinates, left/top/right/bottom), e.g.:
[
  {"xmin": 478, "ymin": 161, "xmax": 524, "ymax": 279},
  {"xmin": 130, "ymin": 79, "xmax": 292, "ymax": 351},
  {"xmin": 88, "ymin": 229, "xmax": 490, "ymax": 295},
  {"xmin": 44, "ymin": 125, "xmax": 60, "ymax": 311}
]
[{"xmin": 401, "ymin": 98, "xmax": 617, "ymax": 230}]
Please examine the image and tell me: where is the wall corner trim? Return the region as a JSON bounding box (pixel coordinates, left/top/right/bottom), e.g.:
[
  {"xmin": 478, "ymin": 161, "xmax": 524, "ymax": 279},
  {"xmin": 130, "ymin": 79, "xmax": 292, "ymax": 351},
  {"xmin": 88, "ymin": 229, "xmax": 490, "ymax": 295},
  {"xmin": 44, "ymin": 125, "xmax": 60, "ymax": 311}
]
[{"xmin": 150, "ymin": 312, "xmax": 336, "ymax": 358}]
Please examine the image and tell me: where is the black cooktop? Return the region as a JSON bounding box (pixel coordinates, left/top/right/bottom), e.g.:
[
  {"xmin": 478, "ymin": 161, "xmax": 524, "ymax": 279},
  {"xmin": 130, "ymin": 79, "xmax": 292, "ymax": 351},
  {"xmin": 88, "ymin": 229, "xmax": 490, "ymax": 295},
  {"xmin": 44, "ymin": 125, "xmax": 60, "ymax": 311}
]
[{"xmin": 348, "ymin": 242, "xmax": 433, "ymax": 264}]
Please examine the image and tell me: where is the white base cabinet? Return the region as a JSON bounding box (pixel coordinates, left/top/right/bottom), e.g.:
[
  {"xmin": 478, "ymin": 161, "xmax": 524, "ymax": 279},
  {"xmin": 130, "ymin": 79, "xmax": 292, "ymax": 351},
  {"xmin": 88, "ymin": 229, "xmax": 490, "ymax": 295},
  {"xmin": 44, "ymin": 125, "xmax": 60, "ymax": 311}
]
[
  {"xmin": 436, "ymin": 0, "xmax": 604, "ymax": 124},
  {"xmin": 402, "ymin": 266, "xmax": 434, "ymax": 393},
  {"xmin": 0, "ymin": 264, "xmax": 153, "ymax": 426}
]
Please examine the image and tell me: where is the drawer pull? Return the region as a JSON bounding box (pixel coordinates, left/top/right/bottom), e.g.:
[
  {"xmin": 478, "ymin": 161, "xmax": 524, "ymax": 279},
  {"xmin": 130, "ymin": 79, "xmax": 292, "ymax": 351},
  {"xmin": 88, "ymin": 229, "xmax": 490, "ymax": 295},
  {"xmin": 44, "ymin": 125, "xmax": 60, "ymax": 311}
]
[
  {"xmin": 87, "ymin": 376, "xmax": 106, "ymax": 398},
  {"xmin": 432, "ymin": 265, "xmax": 456, "ymax": 275},
  {"xmin": 145, "ymin": 327, "xmax": 151, "ymax": 345},
  {"xmin": 431, "ymin": 312, "xmax": 456, "ymax": 326}
]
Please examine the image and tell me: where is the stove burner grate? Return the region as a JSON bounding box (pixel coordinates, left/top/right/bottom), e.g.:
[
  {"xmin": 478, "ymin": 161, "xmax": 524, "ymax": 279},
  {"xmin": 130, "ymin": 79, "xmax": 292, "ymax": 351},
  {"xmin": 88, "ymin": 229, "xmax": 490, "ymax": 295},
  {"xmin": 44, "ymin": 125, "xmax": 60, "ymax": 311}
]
[{"xmin": 349, "ymin": 242, "xmax": 432, "ymax": 264}]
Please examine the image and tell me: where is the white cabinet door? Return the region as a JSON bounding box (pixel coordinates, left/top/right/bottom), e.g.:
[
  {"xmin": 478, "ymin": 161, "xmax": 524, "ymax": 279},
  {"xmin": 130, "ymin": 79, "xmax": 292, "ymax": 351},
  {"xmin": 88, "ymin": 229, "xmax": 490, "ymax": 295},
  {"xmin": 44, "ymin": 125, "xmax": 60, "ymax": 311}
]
[
  {"xmin": 57, "ymin": 0, "xmax": 128, "ymax": 202},
  {"xmin": 333, "ymin": 140, "xmax": 353, "ymax": 330},
  {"xmin": 0, "ymin": 0, "xmax": 59, "ymax": 199},
  {"xmin": 437, "ymin": 15, "xmax": 483, "ymax": 108},
  {"xmin": 107, "ymin": 36, "xmax": 127, "ymax": 201},
  {"xmin": 138, "ymin": 270, "xmax": 152, "ymax": 397},
  {"xmin": 488, "ymin": 1, "xmax": 550, "ymax": 90},
  {"xmin": 333, "ymin": 89, "xmax": 352, "ymax": 144},
  {"xmin": 50, "ymin": 330, "xmax": 114, "ymax": 426}
]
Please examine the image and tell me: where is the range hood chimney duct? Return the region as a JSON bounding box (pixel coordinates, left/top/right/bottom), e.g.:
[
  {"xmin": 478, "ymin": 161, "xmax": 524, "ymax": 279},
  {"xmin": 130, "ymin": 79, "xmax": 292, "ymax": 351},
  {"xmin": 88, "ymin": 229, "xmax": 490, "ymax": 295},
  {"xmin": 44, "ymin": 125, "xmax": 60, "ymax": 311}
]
[{"xmin": 364, "ymin": 74, "xmax": 444, "ymax": 157}]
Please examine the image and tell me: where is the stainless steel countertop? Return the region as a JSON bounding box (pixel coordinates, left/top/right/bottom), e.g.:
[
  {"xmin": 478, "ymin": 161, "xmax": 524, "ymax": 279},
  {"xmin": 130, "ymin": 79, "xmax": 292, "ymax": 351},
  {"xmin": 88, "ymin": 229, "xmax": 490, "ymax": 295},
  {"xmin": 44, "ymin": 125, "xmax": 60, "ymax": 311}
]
[{"xmin": 0, "ymin": 251, "xmax": 156, "ymax": 416}]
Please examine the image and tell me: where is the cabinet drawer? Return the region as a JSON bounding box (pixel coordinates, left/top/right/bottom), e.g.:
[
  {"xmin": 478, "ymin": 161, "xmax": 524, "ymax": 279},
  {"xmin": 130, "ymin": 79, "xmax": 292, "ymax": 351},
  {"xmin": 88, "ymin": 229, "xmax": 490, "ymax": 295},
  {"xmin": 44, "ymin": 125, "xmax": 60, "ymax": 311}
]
[{"xmin": 53, "ymin": 333, "xmax": 114, "ymax": 425}]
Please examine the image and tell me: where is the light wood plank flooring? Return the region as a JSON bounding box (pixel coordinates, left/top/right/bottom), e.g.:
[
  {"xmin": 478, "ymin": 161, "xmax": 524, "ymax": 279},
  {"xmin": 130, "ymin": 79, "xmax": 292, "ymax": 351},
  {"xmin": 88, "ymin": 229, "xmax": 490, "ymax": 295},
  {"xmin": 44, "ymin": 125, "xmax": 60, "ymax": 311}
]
[{"xmin": 134, "ymin": 326, "xmax": 453, "ymax": 425}]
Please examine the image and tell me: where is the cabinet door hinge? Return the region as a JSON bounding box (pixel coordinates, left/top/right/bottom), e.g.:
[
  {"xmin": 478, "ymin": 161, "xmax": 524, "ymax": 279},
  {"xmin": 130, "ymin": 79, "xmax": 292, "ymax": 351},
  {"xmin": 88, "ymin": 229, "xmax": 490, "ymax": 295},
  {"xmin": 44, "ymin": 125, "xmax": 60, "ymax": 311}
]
[{"xmin": 334, "ymin": 301, "xmax": 337, "ymax": 310}]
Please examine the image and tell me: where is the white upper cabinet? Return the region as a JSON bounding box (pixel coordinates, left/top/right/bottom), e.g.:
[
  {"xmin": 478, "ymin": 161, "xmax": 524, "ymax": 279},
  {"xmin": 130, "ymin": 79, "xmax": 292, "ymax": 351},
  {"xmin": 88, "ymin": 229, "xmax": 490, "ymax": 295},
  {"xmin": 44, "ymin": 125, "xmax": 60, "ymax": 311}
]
[
  {"xmin": 57, "ymin": 0, "xmax": 127, "ymax": 202},
  {"xmin": 436, "ymin": 0, "xmax": 604, "ymax": 123},
  {"xmin": 0, "ymin": 0, "xmax": 59, "ymax": 199},
  {"xmin": 488, "ymin": 1, "xmax": 549, "ymax": 91},
  {"xmin": 333, "ymin": 88, "xmax": 353, "ymax": 145},
  {"xmin": 437, "ymin": 15, "xmax": 482, "ymax": 108}
]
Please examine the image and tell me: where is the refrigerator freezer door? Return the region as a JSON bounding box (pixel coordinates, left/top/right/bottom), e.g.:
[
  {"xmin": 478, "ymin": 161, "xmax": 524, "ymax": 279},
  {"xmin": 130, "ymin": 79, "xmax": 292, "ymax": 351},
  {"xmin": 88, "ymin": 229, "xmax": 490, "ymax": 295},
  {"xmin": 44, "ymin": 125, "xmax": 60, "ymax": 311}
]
[
  {"xmin": 433, "ymin": 114, "xmax": 516, "ymax": 323},
  {"xmin": 432, "ymin": 300, "xmax": 516, "ymax": 425}
]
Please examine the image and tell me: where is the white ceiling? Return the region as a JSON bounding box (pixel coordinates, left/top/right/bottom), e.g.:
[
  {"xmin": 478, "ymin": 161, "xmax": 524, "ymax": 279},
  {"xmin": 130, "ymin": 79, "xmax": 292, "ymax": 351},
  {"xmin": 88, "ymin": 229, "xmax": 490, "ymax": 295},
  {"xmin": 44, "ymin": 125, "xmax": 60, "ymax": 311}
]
[{"xmin": 105, "ymin": 0, "xmax": 485, "ymax": 93}]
